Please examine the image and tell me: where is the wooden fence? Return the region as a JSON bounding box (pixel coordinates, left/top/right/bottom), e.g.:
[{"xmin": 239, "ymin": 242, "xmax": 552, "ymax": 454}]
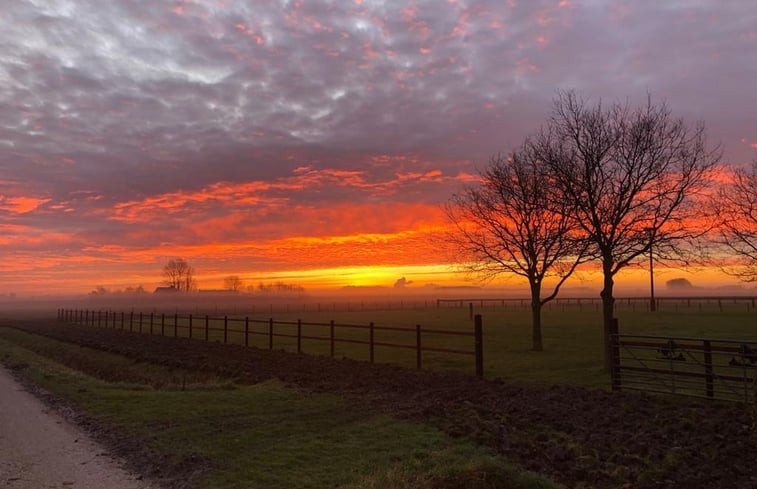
[
  {"xmin": 57, "ymin": 309, "xmax": 484, "ymax": 378},
  {"xmin": 610, "ymin": 329, "xmax": 757, "ymax": 403},
  {"xmin": 438, "ymin": 296, "xmax": 757, "ymax": 315}
]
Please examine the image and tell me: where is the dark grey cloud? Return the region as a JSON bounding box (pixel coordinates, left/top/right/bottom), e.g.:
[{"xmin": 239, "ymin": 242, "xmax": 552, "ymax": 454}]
[{"xmin": 3, "ymin": 1, "xmax": 754, "ymax": 198}]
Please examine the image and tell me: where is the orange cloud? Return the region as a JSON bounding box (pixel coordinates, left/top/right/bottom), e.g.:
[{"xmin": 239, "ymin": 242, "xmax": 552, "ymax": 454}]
[{"xmin": 0, "ymin": 195, "xmax": 50, "ymax": 214}]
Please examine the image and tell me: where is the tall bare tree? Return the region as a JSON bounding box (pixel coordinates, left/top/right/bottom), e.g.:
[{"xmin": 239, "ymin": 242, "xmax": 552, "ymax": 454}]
[
  {"xmin": 540, "ymin": 92, "xmax": 720, "ymax": 366},
  {"xmin": 718, "ymin": 159, "xmax": 757, "ymax": 281},
  {"xmin": 448, "ymin": 142, "xmax": 588, "ymax": 351},
  {"xmin": 223, "ymin": 275, "xmax": 244, "ymax": 291},
  {"xmin": 163, "ymin": 258, "xmax": 196, "ymax": 292}
]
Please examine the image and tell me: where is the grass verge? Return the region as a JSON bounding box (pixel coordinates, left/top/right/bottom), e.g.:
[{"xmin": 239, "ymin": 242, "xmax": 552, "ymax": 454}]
[{"xmin": 0, "ymin": 327, "xmax": 559, "ymax": 489}]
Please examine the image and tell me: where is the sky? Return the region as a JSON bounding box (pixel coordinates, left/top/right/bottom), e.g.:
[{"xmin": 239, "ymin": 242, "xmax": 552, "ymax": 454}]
[{"xmin": 1, "ymin": 0, "xmax": 756, "ymax": 296}]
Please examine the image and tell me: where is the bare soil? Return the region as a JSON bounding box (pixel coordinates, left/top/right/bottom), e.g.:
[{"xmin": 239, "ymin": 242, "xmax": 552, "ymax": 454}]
[{"xmin": 4, "ymin": 319, "xmax": 757, "ymax": 489}]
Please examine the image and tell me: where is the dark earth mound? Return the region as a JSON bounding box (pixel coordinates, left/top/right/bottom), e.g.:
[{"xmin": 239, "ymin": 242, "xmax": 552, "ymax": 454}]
[{"xmin": 4, "ymin": 319, "xmax": 757, "ymax": 489}]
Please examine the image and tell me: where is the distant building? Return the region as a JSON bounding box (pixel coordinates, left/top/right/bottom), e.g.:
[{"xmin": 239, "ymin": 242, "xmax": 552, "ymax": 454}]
[{"xmin": 154, "ymin": 286, "xmax": 179, "ymax": 294}]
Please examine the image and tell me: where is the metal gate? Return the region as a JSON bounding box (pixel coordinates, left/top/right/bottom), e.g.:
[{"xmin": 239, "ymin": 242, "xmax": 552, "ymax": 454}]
[{"xmin": 611, "ymin": 334, "xmax": 757, "ymax": 403}]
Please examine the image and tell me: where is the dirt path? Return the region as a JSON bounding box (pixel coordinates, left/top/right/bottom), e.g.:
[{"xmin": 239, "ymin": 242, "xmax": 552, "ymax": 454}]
[{"xmin": 0, "ymin": 366, "xmax": 155, "ymax": 489}]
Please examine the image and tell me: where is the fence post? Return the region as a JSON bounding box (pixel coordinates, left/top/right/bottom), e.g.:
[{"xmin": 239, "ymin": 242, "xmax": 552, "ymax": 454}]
[
  {"xmin": 224, "ymin": 316, "xmax": 228, "ymax": 344},
  {"xmin": 205, "ymin": 315, "xmax": 209, "ymax": 341},
  {"xmin": 474, "ymin": 315, "xmax": 483, "ymax": 378},
  {"xmin": 245, "ymin": 317, "xmax": 249, "ymax": 347},
  {"xmin": 330, "ymin": 320, "xmax": 335, "ymax": 357},
  {"xmin": 138, "ymin": 312, "xmax": 143, "ymax": 333},
  {"xmin": 85, "ymin": 310, "xmax": 89, "ymax": 325},
  {"xmin": 703, "ymin": 340, "xmax": 714, "ymax": 399},
  {"xmin": 160, "ymin": 313, "xmax": 165, "ymax": 336},
  {"xmin": 98, "ymin": 310, "xmax": 102, "ymax": 328},
  {"xmin": 369, "ymin": 322, "xmax": 374, "ymax": 363},
  {"xmin": 297, "ymin": 319, "xmax": 302, "ymax": 353},
  {"xmin": 150, "ymin": 313, "xmax": 154, "ymax": 334},
  {"xmin": 469, "ymin": 302, "xmax": 473, "ymax": 320},
  {"xmin": 268, "ymin": 318, "xmax": 273, "ymax": 350},
  {"xmin": 121, "ymin": 312, "xmax": 124, "ymax": 330},
  {"xmin": 416, "ymin": 324, "xmax": 422, "ymax": 369},
  {"xmin": 129, "ymin": 311, "xmax": 133, "ymax": 331},
  {"xmin": 189, "ymin": 314, "xmax": 193, "ymax": 339},
  {"xmin": 609, "ymin": 318, "xmax": 621, "ymax": 391},
  {"xmin": 174, "ymin": 313, "xmax": 178, "ymax": 338}
]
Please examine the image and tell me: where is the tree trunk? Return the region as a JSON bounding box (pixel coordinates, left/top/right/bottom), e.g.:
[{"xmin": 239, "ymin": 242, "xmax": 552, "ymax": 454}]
[
  {"xmin": 530, "ymin": 283, "xmax": 543, "ymax": 351},
  {"xmin": 600, "ymin": 260, "xmax": 615, "ymax": 369}
]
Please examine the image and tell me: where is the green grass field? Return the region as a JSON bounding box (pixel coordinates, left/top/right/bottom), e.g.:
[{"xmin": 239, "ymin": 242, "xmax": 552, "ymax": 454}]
[
  {"xmin": 61, "ymin": 299, "xmax": 757, "ymax": 389},
  {"xmin": 0, "ymin": 328, "xmax": 557, "ymax": 489}
]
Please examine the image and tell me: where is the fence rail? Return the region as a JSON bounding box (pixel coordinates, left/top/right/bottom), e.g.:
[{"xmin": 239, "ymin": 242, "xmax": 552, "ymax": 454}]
[
  {"xmin": 57, "ymin": 309, "xmax": 484, "ymax": 378},
  {"xmin": 610, "ymin": 330, "xmax": 757, "ymax": 403},
  {"xmin": 438, "ymin": 296, "xmax": 757, "ymax": 314}
]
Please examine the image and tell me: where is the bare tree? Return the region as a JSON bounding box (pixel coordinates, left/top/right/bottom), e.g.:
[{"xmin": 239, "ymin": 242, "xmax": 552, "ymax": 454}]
[
  {"xmin": 718, "ymin": 159, "xmax": 757, "ymax": 281},
  {"xmin": 541, "ymin": 92, "xmax": 720, "ymax": 366},
  {"xmin": 448, "ymin": 143, "xmax": 588, "ymax": 351},
  {"xmin": 163, "ymin": 258, "xmax": 196, "ymax": 292},
  {"xmin": 223, "ymin": 275, "xmax": 244, "ymax": 291}
]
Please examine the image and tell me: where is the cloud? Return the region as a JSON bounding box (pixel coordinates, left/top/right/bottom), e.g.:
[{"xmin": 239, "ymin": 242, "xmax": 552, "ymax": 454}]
[
  {"xmin": 0, "ymin": 0, "xmax": 755, "ymax": 293},
  {"xmin": 0, "ymin": 196, "xmax": 50, "ymax": 214}
]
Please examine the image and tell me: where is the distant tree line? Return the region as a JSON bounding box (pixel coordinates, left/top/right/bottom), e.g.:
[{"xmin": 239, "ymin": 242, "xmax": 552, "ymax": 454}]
[
  {"xmin": 221, "ymin": 274, "xmax": 306, "ymax": 294},
  {"xmin": 89, "ymin": 285, "xmax": 147, "ymax": 296},
  {"xmin": 448, "ymin": 91, "xmax": 757, "ymax": 362},
  {"xmin": 155, "ymin": 264, "xmax": 306, "ymax": 295}
]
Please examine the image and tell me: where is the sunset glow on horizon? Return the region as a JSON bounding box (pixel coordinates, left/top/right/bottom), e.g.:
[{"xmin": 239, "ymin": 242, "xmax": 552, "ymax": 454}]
[{"xmin": 1, "ymin": 1, "xmax": 756, "ymax": 297}]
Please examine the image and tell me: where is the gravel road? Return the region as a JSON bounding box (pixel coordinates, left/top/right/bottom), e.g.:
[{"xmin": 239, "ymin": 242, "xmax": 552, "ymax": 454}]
[{"xmin": 0, "ymin": 366, "xmax": 155, "ymax": 489}]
